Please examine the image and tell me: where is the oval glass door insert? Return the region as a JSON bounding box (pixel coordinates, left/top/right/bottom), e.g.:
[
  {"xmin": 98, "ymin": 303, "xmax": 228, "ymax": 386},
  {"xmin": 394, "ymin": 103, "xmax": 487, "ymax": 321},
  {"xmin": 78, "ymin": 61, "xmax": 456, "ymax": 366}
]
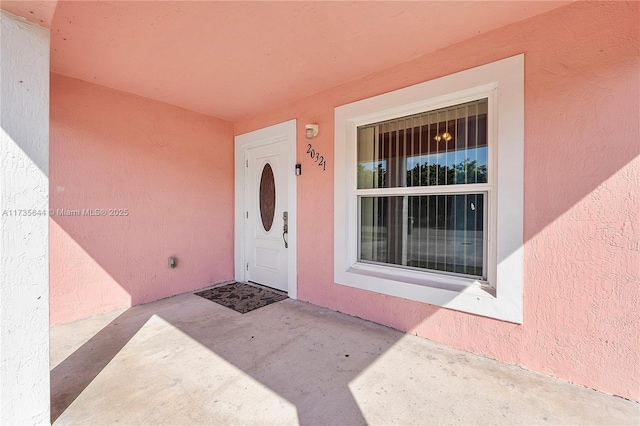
[{"xmin": 259, "ymin": 163, "xmax": 276, "ymax": 232}]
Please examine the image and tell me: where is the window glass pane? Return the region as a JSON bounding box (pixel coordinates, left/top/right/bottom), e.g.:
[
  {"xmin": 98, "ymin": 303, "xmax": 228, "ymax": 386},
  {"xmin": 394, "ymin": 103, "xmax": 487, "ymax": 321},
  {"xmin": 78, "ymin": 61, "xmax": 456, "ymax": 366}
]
[
  {"xmin": 360, "ymin": 194, "xmax": 484, "ymax": 278},
  {"xmin": 357, "ymin": 99, "xmax": 488, "ymax": 189},
  {"xmin": 259, "ymin": 163, "xmax": 276, "ymax": 232}
]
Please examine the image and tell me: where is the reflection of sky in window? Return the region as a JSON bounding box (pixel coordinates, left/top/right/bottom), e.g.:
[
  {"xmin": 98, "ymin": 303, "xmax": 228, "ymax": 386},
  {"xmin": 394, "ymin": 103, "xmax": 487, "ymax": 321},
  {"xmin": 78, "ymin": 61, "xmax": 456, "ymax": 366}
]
[{"xmin": 406, "ymin": 147, "xmax": 487, "ymax": 170}]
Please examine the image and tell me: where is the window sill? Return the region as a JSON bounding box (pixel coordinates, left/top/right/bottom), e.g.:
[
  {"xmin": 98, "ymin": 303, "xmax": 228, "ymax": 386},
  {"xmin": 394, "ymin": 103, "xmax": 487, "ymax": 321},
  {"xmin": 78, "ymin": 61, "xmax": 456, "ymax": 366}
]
[
  {"xmin": 347, "ymin": 262, "xmax": 496, "ymax": 298},
  {"xmin": 335, "ymin": 264, "xmax": 523, "ymax": 322}
]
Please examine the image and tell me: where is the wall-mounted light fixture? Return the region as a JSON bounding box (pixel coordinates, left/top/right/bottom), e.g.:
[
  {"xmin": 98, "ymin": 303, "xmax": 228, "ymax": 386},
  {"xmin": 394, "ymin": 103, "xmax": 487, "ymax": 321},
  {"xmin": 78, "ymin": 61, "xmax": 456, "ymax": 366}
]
[
  {"xmin": 295, "ymin": 163, "xmax": 302, "ymax": 176},
  {"xmin": 168, "ymin": 256, "xmax": 177, "ymax": 268},
  {"xmin": 305, "ymin": 124, "xmax": 319, "ymax": 139}
]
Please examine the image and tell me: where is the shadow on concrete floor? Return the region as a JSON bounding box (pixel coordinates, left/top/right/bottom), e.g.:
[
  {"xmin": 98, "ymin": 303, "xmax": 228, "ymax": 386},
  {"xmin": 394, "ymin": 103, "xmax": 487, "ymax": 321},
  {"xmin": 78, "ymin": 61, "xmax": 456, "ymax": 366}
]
[{"xmin": 50, "ymin": 293, "xmax": 639, "ymax": 425}]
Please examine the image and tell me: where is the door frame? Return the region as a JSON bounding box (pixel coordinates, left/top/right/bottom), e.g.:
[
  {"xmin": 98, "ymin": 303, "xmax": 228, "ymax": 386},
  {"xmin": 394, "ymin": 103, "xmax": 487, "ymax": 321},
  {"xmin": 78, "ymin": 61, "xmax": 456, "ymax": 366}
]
[{"xmin": 234, "ymin": 119, "xmax": 297, "ymax": 299}]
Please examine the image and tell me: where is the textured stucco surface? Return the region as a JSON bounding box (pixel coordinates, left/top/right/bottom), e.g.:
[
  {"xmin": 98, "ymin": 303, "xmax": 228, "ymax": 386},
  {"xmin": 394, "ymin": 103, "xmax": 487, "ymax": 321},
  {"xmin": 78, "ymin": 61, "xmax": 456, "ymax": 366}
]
[
  {"xmin": 49, "ymin": 74, "xmax": 235, "ymax": 325},
  {"xmin": 48, "ymin": 1, "xmax": 571, "ymax": 122},
  {"xmin": 0, "ymin": 10, "xmax": 50, "ymax": 425},
  {"xmin": 46, "ymin": 0, "xmax": 639, "ymax": 403},
  {"xmin": 0, "ymin": 0, "xmax": 58, "ymax": 28},
  {"xmin": 234, "ymin": 1, "xmax": 640, "ymax": 401}
]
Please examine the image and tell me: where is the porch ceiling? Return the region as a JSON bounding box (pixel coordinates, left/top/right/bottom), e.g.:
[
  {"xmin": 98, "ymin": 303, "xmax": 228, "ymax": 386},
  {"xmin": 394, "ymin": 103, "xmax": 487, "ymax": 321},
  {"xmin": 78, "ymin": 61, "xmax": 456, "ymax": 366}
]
[{"xmin": 49, "ymin": 1, "xmax": 572, "ymax": 122}]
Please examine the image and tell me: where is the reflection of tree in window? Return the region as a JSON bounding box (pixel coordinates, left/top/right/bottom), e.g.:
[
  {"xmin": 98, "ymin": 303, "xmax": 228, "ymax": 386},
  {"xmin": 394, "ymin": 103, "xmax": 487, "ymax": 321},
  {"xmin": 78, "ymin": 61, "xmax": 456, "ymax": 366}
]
[
  {"xmin": 357, "ymin": 162, "xmax": 386, "ymax": 189},
  {"xmin": 406, "ymin": 160, "xmax": 487, "ymax": 187}
]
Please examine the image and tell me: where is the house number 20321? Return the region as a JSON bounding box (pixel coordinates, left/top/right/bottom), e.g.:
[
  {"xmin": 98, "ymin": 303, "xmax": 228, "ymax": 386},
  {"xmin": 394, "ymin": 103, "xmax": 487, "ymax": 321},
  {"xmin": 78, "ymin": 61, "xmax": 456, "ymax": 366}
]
[{"xmin": 306, "ymin": 143, "xmax": 327, "ymax": 171}]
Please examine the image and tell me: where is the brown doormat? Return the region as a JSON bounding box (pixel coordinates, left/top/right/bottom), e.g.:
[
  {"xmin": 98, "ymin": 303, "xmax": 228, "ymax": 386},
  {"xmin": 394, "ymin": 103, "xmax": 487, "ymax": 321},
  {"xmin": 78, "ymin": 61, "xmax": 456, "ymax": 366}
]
[{"xmin": 194, "ymin": 282, "xmax": 288, "ymax": 314}]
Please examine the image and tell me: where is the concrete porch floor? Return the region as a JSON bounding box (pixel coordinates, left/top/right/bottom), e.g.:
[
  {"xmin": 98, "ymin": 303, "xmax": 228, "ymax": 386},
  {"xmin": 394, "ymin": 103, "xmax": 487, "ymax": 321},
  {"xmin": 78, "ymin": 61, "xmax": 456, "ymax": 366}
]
[{"xmin": 50, "ymin": 291, "xmax": 639, "ymax": 425}]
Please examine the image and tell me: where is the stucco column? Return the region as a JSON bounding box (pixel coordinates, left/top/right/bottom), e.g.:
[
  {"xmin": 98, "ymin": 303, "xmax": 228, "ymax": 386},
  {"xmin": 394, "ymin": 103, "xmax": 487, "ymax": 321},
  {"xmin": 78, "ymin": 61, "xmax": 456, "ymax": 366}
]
[{"xmin": 0, "ymin": 10, "xmax": 50, "ymax": 425}]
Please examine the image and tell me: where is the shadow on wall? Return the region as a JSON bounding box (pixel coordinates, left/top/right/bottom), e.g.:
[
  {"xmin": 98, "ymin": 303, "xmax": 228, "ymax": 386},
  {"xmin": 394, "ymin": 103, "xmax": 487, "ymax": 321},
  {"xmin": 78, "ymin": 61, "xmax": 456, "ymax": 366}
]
[
  {"xmin": 270, "ymin": 1, "xmax": 639, "ymax": 400},
  {"xmin": 49, "ymin": 73, "xmax": 235, "ymax": 324},
  {"xmin": 47, "ymin": 77, "xmax": 464, "ymax": 419},
  {"xmin": 47, "ymin": 0, "xmax": 639, "ymax": 409},
  {"xmin": 47, "ymin": 73, "xmax": 464, "ymax": 422}
]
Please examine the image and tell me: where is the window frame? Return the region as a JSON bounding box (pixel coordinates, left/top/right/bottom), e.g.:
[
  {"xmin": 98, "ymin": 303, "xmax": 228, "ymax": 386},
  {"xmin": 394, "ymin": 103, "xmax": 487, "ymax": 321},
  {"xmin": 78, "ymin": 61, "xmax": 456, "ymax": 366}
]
[
  {"xmin": 354, "ymin": 96, "xmax": 494, "ymax": 283},
  {"xmin": 334, "ymin": 55, "xmax": 524, "ymax": 323}
]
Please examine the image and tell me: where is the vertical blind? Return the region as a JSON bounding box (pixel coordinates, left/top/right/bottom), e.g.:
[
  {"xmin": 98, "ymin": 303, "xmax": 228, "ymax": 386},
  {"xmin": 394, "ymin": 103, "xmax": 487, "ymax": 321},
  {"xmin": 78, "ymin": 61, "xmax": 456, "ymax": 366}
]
[
  {"xmin": 357, "ymin": 98, "xmax": 488, "ymax": 190},
  {"xmin": 357, "ymin": 98, "xmax": 488, "ymax": 278}
]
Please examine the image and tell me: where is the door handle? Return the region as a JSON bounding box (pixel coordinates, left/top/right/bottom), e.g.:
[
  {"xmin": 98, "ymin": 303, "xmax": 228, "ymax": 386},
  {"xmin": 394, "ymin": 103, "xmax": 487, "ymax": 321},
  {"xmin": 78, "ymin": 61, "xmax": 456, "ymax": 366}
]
[{"xmin": 282, "ymin": 211, "xmax": 288, "ymax": 248}]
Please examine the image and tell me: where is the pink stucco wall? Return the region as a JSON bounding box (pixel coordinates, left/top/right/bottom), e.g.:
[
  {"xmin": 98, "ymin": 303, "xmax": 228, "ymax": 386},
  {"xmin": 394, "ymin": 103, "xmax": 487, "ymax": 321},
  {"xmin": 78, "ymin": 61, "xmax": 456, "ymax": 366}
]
[
  {"xmin": 234, "ymin": 1, "xmax": 639, "ymax": 401},
  {"xmin": 50, "ymin": 73, "xmax": 235, "ymax": 325}
]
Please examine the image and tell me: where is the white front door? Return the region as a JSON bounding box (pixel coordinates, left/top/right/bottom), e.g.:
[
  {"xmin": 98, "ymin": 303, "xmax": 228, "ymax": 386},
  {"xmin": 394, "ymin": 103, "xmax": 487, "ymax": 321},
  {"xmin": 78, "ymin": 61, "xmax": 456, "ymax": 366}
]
[
  {"xmin": 245, "ymin": 141, "xmax": 288, "ymax": 291},
  {"xmin": 235, "ymin": 119, "xmax": 296, "ymax": 297}
]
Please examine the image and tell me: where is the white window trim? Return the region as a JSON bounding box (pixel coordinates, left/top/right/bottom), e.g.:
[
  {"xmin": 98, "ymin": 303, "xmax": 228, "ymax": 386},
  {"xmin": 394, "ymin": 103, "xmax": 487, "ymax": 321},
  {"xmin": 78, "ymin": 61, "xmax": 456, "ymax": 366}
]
[{"xmin": 334, "ymin": 54, "xmax": 524, "ymax": 323}]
